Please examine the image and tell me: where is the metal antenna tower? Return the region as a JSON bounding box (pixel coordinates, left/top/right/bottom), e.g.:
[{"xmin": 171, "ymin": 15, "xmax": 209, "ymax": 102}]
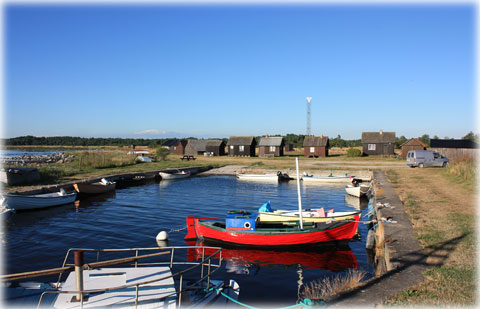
[{"xmin": 306, "ymin": 97, "xmax": 312, "ymax": 136}]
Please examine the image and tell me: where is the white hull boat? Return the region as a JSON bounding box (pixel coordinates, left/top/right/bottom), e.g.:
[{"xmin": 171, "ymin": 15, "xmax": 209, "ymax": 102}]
[
  {"xmin": 236, "ymin": 172, "xmax": 293, "ymax": 182},
  {"xmin": 259, "ymin": 208, "xmax": 361, "ymax": 224},
  {"xmin": 345, "ymin": 183, "xmax": 372, "ymax": 197},
  {"xmin": 301, "ymin": 175, "xmax": 353, "ymax": 183},
  {"xmin": 2, "ymin": 191, "xmax": 77, "ymax": 211},
  {"xmin": 159, "ymin": 171, "xmax": 191, "ymax": 180},
  {"xmin": 236, "ymin": 173, "xmax": 279, "ymax": 181}
]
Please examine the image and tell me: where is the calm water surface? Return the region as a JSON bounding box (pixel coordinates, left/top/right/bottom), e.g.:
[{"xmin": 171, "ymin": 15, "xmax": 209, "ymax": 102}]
[{"xmin": 3, "ymin": 175, "xmax": 374, "ymax": 306}]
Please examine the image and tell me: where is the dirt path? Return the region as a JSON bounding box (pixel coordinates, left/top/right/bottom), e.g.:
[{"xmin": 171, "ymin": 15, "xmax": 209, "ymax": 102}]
[{"xmin": 382, "ymin": 167, "xmax": 476, "ymax": 305}]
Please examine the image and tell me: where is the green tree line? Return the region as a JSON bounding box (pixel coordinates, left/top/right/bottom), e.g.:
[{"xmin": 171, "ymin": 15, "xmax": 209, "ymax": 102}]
[{"xmin": 3, "ymin": 132, "xmax": 477, "ymax": 149}]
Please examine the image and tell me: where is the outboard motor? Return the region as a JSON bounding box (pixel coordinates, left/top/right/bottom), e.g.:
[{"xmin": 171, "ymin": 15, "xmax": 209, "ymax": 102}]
[
  {"xmin": 352, "ymin": 178, "xmax": 363, "ymax": 186},
  {"xmin": 277, "ymin": 171, "xmax": 293, "ymax": 182}
]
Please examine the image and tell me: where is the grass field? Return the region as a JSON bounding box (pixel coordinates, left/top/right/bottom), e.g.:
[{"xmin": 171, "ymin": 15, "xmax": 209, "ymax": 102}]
[{"xmin": 383, "ymin": 160, "xmax": 477, "ymax": 306}]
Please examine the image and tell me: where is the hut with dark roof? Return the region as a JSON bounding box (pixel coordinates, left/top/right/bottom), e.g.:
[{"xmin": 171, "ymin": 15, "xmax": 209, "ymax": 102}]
[
  {"xmin": 430, "ymin": 139, "xmax": 478, "ymax": 159},
  {"xmin": 162, "ymin": 139, "xmax": 188, "ymax": 155},
  {"xmin": 303, "ymin": 136, "xmax": 329, "ymax": 158},
  {"xmin": 400, "ymin": 138, "xmax": 428, "ymax": 159},
  {"xmin": 258, "ymin": 136, "xmax": 284, "ymax": 157},
  {"xmin": 185, "ymin": 140, "xmax": 209, "ymax": 156},
  {"xmin": 227, "ymin": 136, "xmax": 256, "ymax": 157},
  {"xmin": 205, "ymin": 140, "xmax": 226, "ymax": 156},
  {"xmin": 361, "ymin": 131, "xmax": 396, "ymax": 156}
]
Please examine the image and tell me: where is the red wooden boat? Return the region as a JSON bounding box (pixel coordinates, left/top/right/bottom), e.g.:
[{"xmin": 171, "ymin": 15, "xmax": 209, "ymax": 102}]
[{"xmin": 184, "ymin": 215, "xmax": 360, "ymax": 247}]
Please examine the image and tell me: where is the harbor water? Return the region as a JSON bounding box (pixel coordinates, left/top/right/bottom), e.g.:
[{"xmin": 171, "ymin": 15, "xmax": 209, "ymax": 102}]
[{"xmin": 3, "ymin": 175, "xmax": 374, "ymax": 306}]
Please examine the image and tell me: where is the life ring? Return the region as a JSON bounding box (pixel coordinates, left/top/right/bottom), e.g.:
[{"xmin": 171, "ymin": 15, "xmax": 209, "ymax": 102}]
[{"xmin": 244, "ymin": 222, "xmax": 251, "ymax": 229}]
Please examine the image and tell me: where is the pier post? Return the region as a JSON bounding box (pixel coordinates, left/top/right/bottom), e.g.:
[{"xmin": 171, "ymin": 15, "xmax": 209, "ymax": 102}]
[{"xmin": 74, "ymin": 250, "xmax": 85, "ymax": 302}]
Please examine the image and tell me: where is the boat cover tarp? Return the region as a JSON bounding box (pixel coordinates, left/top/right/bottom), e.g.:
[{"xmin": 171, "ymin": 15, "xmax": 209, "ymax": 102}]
[{"xmin": 258, "ymin": 201, "xmax": 273, "ymax": 213}]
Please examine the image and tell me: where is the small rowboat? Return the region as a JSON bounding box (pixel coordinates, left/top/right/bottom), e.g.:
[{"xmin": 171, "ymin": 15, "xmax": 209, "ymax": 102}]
[
  {"xmin": 159, "ymin": 170, "xmax": 191, "ymax": 180},
  {"xmin": 236, "ymin": 173, "xmax": 279, "ymax": 181},
  {"xmin": 345, "ymin": 183, "xmax": 371, "ymax": 198},
  {"xmin": 2, "ymin": 190, "xmax": 77, "ymax": 211},
  {"xmin": 236, "ymin": 171, "xmax": 293, "ymax": 182},
  {"xmin": 184, "ymin": 215, "xmax": 360, "ymax": 247},
  {"xmin": 301, "ymin": 174, "xmax": 353, "ymax": 183},
  {"xmin": 258, "ymin": 208, "xmax": 361, "ymax": 224},
  {"xmin": 73, "ymin": 178, "xmax": 116, "ymax": 195}
]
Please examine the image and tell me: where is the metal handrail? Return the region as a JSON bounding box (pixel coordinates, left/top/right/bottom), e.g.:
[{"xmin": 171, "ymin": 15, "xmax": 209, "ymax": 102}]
[{"xmin": 39, "ymin": 246, "xmax": 223, "ymax": 309}]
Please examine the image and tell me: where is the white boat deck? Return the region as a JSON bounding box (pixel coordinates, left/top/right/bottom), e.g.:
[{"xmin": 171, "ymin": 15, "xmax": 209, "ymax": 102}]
[{"xmin": 54, "ymin": 267, "xmax": 176, "ymax": 308}]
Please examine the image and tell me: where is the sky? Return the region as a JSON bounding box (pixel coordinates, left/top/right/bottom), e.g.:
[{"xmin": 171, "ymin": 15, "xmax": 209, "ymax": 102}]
[{"xmin": 2, "ymin": 1, "xmax": 478, "ymax": 140}]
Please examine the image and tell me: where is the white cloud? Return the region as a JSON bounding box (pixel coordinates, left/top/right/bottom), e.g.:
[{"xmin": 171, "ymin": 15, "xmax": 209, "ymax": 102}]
[{"xmin": 134, "ymin": 129, "xmax": 168, "ymax": 135}]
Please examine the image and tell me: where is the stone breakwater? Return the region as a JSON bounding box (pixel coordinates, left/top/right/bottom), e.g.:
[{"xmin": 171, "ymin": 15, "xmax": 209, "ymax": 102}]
[{"xmin": 1, "ymin": 153, "xmax": 75, "ymax": 166}]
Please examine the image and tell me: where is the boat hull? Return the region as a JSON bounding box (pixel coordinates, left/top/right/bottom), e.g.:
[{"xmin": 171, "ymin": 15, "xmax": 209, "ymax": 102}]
[
  {"xmin": 185, "ymin": 216, "xmax": 359, "ymax": 246},
  {"xmin": 159, "ymin": 171, "xmax": 191, "ymax": 180},
  {"xmin": 4, "ymin": 192, "xmax": 77, "ymax": 211},
  {"xmin": 302, "ymin": 175, "xmax": 353, "ymax": 183},
  {"xmin": 345, "ymin": 184, "xmax": 370, "ymax": 197},
  {"xmin": 236, "ymin": 174, "xmax": 279, "ymax": 181},
  {"xmin": 73, "ymin": 182, "xmax": 116, "ymax": 194}
]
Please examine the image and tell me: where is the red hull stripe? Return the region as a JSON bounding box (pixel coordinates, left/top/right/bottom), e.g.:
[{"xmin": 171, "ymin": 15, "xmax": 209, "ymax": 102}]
[{"xmin": 191, "ymin": 216, "xmax": 359, "ymax": 246}]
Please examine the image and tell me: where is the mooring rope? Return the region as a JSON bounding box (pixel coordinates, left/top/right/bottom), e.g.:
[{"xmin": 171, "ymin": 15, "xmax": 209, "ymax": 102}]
[
  {"xmin": 168, "ymin": 226, "xmax": 188, "ymax": 233},
  {"xmin": 206, "ymin": 287, "xmax": 322, "ymax": 308}
]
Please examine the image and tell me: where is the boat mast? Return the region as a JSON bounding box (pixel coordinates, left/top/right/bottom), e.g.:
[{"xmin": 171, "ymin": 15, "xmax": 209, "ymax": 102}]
[{"xmin": 295, "ymin": 157, "xmax": 304, "ymax": 230}]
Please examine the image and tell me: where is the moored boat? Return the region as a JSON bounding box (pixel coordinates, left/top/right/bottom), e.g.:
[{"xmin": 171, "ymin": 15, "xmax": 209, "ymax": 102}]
[
  {"xmin": 3, "ymin": 246, "xmax": 239, "ymax": 308},
  {"xmin": 159, "ymin": 170, "xmax": 191, "ymax": 180},
  {"xmin": 258, "ymin": 208, "xmax": 361, "ymax": 224},
  {"xmin": 301, "ymin": 174, "xmax": 354, "ymax": 183},
  {"xmin": 236, "ymin": 171, "xmax": 293, "ymax": 182},
  {"xmin": 2, "ymin": 190, "xmax": 77, "ymax": 211},
  {"xmin": 73, "ymin": 178, "xmax": 116, "ymax": 195},
  {"xmin": 345, "ymin": 182, "xmax": 372, "ymax": 198},
  {"xmin": 184, "ymin": 214, "xmax": 360, "ymax": 247},
  {"xmin": 236, "ymin": 173, "xmax": 278, "ymax": 181}
]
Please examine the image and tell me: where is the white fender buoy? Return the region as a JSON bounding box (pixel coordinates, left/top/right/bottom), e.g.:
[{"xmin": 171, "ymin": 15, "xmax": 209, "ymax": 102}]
[
  {"xmin": 156, "ymin": 231, "xmax": 169, "ymax": 241},
  {"xmin": 156, "ymin": 240, "xmax": 168, "ymax": 248}
]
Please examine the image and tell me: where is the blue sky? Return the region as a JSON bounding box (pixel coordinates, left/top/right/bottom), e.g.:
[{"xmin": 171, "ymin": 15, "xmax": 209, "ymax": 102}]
[{"xmin": 3, "ymin": 2, "xmax": 477, "ymax": 140}]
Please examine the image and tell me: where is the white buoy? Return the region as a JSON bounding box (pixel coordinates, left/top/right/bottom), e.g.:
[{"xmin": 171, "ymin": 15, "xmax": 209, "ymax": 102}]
[{"xmin": 156, "ymin": 231, "xmax": 168, "ymax": 241}]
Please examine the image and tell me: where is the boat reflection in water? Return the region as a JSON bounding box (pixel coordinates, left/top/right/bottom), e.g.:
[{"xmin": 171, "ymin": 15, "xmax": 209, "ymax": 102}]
[
  {"xmin": 344, "ymin": 194, "xmax": 370, "ymax": 210},
  {"xmin": 185, "ymin": 240, "xmax": 358, "ymax": 274}
]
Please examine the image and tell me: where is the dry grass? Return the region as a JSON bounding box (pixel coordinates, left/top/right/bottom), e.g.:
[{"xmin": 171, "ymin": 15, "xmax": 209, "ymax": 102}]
[
  {"xmin": 384, "ymin": 167, "xmax": 477, "ymax": 306},
  {"xmin": 444, "ymin": 157, "xmax": 476, "ymax": 189},
  {"xmin": 301, "ymin": 270, "xmax": 367, "ymax": 302}
]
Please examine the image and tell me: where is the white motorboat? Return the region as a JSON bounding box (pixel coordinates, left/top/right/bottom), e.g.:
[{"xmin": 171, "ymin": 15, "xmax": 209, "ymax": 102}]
[
  {"xmin": 159, "ymin": 170, "xmax": 191, "ymax": 180},
  {"xmin": 2, "ymin": 190, "xmax": 77, "ymax": 211},
  {"xmin": 345, "ymin": 181, "xmax": 372, "ymax": 198},
  {"xmin": 301, "ymin": 174, "xmax": 354, "ymax": 183},
  {"xmin": 236, "ymin": 173, "xmax": 278, "ymax": 181},
  {"xmin": 236, "ymin": 171, "xmax": 293, "ymax": 182}
]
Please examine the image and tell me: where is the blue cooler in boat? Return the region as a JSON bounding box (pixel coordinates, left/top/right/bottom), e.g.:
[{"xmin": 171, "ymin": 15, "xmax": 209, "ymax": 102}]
[{"xmin": 226, "ymin": 212, "xmax": 258, "ymax": 230}]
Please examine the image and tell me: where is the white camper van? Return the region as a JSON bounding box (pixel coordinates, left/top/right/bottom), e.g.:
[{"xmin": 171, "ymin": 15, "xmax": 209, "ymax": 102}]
[{"xmin": 406, "ymin": 150, "xmax": 449, "ymax": 168}]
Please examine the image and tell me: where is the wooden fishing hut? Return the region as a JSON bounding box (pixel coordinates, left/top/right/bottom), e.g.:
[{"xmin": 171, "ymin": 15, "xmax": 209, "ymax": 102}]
[
  {"xmin": 227, "ymin": 136, "xmax": 256, "ymax": 157},
  {"xmin": 303, "ymin": 135, "xmax": 329, "ymax": 158},
  {"xmin": 258, "ymin": 136, "xmax": 284, "ymax": 157},
  {"xmin": 361, "ymin": 131, "xmax": 396, "ymax": 156}
]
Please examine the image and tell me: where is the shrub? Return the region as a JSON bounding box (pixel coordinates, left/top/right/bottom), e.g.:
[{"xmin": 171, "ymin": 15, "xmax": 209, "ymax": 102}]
[
  {"xmin": 250, "ymin": 161, "xmax": 265, "ymax": 167},
  {"xmin": 346, "ymin": 148, "xmax": 362, "ymax": 157},
  {"xmin": 445, "ymin": 157, "xmax": 476, "ymax": 186},
  {"xmin": 155, "ymin": 147, "xmax": 170, "ymax": 161}
]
